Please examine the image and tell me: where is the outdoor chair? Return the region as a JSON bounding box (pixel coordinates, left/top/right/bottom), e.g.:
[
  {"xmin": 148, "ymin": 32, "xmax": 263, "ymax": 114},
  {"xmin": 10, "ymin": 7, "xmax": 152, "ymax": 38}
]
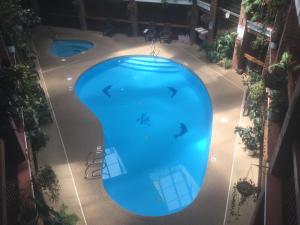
[
  {"xmin": 102, "ymin": 19, "xmax": 114, "ymax": 37},
  {"xmin": 159, "ymin": 24, "xmax": 172, "ymax": 43},
  {"xmin": 144, "ymin": 22, "xmax": 158, "ymax": 42}
]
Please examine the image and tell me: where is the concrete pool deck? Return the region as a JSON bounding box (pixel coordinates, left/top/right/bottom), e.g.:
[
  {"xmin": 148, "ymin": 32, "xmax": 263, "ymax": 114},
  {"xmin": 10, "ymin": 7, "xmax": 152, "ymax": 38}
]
[{"xmin": 33, "ymin": 26, "xmax": 257, "ymax": 225}]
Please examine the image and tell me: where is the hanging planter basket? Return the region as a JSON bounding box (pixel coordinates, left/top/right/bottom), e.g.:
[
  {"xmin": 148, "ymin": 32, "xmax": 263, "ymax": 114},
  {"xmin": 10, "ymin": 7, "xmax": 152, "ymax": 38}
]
[{"xmin": 236, "ymin": 179, "xmax": 257, "ymax": 198}]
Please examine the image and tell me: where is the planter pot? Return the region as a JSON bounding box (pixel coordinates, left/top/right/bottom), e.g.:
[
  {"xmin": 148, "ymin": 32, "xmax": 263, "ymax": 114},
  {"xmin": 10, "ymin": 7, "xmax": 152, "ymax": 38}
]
[{"xmin": 236, "ymin": 180, "xmax": 256, "ymax": 197}]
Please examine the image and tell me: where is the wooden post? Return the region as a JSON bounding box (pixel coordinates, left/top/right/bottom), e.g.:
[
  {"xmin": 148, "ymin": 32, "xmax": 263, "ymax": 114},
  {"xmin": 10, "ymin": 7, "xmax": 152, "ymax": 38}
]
[
  {"xmin": 128, "ymin": 0, "xmax": 138, "ymax": 37},
  {"xmin": 207, "ymin": 0, "xmax": 220, "ymax": 42},
  {"xmin": 189, "ymin": 0, "xmax": 199, "ymax": 44},
  {"xmin": 77, "ymin": 0, "xmax": 87, "ymax": 30}
]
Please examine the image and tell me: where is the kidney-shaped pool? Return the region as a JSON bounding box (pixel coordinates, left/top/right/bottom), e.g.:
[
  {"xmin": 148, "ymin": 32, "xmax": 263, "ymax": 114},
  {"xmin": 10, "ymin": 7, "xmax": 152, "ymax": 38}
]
[{"xmin": 75, "ymin": 56, "xmax": 212, "ymax": 216}]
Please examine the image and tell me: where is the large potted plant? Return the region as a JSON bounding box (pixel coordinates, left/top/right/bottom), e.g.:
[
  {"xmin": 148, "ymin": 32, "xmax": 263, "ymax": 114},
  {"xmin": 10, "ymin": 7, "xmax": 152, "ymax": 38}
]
[{"xmin": 235, "ymin": 126, "xmax": 258, "ymax": 156}]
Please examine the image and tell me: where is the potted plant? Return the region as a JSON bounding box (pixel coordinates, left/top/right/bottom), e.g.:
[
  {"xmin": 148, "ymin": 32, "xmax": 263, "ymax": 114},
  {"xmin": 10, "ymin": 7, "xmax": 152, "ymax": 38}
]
[
  {"xmin": 230, "ymin": 178, "xmax": 258, "ymax": 219},
  {"xmin": 36, "ymin": 165, "xmax": 60, "ymax": 202},
  {"xmin": 268, "ymin": 52, "xmax": 300, "ymax": 100},
  {"xmin": 267, "ymin": 89, "xmax": 288, "ymax": 123},
  {"xmin": 236, "ymin": 179, "xmax": 257, "ymax": 199},
  {"xmin": 235, "ymin": 126, "xmax": 258, "ymax": 155},
  {"xmin": 251, "ymin": 34, "xmax": 269, "ymax": 59},
  {"xmin": 265, "ymin": 64, "xmax": 287, "ymax": 90}
]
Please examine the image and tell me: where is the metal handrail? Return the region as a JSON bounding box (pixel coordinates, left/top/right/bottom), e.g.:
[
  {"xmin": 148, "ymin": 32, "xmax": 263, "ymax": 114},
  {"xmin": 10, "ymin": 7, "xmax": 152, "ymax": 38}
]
[{"xmin": 84, "ymin": 146, "xmax": 107, "ymax": 179}]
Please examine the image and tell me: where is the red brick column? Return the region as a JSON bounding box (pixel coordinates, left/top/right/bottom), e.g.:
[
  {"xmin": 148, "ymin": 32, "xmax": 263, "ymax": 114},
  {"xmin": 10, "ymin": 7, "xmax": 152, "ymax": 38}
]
[{"xmin": 232, "ymin": 7, "xmax": 247, "ymax": 70}]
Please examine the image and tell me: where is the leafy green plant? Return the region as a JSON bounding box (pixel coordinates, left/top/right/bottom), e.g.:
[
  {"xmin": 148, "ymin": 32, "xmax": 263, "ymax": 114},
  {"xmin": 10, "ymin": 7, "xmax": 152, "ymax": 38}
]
[
  {"xmin": 249, "ymin": 80, "xmax": 265, "ymax": 102},
  {"xmin": 243, "ymin": 70, "xmax": 266, "ymax": 120},
  {"xmin": 236, "ymin": 70, "xmax": 265, "ymax": 153},
  {"xmin": 36, "ymin": 165, "xmax": 60, "ymax": 202},
  {"xmin": 242, "ymin": 0, "xmax": 283, "ymax": 23},
  {"xmin": 235, "ymin": 126, "xmax": 259, "ymax": 152},
  {"xmin": 58, "ymin": 204, "xmax": 80, "ymax": 225},
  {"xmin": 244, "ymin": 70, "xmax": 262, "ymax": 84},
  {"xmin": 267, "ymin": 51, "xmax": 300, "ymax": 90},
  {"xmin": 242, "ymin": 0, "xmax": 265, "ymax": 21},
  {"xmin": 279, "ymin": 51, "xmax": 300, "ymax": 71},
  {"xmin": 215, "ymin": 32, "xmax": 237, "ymax": 59},
  {"xmin": 230, "ymin": 178, "xmax": 258, "ymax": 220},
  {"xmin": 202, "ymin": 32, "xmax": 236, "ymax": 63},
  {"xmin": 265, "ymin": 65, "xmax": 287, "ymax": 89},
  {"xmin": 224, "ymin": 58, "xmax": 232, "ymax": 69},
  {"xmin": 251, "ymin": 34, "xmax": 268, "ymax": 51},
  {"xmin": 207, "ymin": 50, "xmax": 219, "ymax": 63},
  {"xmin": 23, "ymin": 106, "xmax": 39, "ymax": 130},
  {"xmin": 25, "ymin": 168, "xmax": 79, "ymax": 225},
  {"xmin": 268, "ymin": 89, "xmax": 288, "ymax": 123},
  {"xmin": 27, "ymin": 128, "xmax": 48, "ymax": 152}
]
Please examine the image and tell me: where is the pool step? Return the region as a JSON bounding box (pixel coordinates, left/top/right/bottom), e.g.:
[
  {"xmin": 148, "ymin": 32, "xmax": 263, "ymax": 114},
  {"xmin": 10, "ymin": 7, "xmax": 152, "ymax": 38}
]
[
  {"xmin": 126, "ymin": 56, "xmax": 171, "ymax": 64},
  {"xmin": 124, "ymin": 59, "xmax": 175, "ymax": 68},
  {"xmin": 120, "ymin": 61, "xmax": 179, "ymax": 73}
]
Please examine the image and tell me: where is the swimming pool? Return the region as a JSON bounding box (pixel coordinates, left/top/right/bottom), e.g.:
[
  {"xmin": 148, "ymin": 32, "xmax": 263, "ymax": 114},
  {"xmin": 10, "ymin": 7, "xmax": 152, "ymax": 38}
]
[
  {"xmin": 75, "ymin": 56, "xmax": 212, "ymax": 216},
  {"xmin": 51, "ymin": 40, "xmax": 94, "ymax": 57}
]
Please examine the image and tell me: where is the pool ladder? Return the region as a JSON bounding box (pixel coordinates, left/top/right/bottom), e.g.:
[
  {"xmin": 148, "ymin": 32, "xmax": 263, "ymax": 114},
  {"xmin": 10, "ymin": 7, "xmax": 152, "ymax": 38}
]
[
  {"xmin": 150, "ymin": 40, "xmax": 160, "ymax": 56},
  {"xmin": 84, "ymin": 146, "xmax": 107, "ymax": 179}
]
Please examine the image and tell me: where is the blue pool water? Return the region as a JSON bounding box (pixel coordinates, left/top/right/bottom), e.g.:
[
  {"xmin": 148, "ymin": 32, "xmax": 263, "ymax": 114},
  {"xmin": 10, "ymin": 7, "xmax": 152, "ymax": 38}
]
[
  {"xmin": 75, "ymin": 56, "xmax": 212, "ymax": 216},
  {"xmin": 51, "ymin": 40, "xmax": 94, "ymax": 57}
]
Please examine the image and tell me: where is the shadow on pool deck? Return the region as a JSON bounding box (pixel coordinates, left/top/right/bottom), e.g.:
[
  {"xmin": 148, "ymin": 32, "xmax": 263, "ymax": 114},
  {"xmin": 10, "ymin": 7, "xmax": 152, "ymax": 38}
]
[{"xmin": 33, "ymin": 26, "xmax": 252, "ymax": 225}]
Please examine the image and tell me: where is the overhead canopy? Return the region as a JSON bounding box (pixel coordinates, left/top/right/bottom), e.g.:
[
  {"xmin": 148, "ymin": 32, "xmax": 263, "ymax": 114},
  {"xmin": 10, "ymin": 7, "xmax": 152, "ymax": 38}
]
[{"xmin": 124, "ymin": 0, "xmax": 241, "ymax": 17}]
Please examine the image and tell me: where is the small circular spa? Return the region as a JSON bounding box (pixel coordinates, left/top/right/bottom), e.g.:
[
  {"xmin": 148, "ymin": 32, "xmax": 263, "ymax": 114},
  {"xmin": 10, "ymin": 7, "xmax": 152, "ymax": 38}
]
[
  {"xmin": 75, "ymin": 56, "xmax": 212, "ymax": 216},
  {"xmin": 51, "ymin": 40, "xmax": 94, "ymax": 57}
]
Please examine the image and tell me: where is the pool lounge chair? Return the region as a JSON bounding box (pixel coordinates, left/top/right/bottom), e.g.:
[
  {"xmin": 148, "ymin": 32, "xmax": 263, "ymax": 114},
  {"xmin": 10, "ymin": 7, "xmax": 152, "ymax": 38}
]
[
  {"xmin": 102, "ymin": 19, "xmax": 114, "ymax": 37},
  {"xmin": 144, "ymin": 22, "xmax": 158, "ymax": 42},
  {"xmin": 159, "ymin": 24, "xmax": 172, "ymax": 43}
]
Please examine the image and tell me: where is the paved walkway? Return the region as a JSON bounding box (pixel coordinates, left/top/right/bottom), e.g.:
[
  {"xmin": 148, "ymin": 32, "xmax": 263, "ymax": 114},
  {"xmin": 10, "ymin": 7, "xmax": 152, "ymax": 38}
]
[{"xmin": 33, "ymin": 26, "xmax": 256, "ymax": 225}]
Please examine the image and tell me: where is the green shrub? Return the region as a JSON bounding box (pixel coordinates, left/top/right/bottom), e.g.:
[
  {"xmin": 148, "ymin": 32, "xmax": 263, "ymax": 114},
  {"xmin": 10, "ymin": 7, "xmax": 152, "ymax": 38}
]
[
  {"xmin": 202, "ymin": 32, "xmax": 236, "ymax": 63},
  {"xmin": 249, "ymin": 80, "xmax": 265, "ymax": 101},
  {"xmin": 251, "ymin": 34, "xmax": 268, "ymax": 51},
  {"xmin": 242, "ymin": 0, "xmax": 281, "ymax": 23},
  {"xmin": 27, "ymin": 128, "xmax": 48, "ymax": 152},
  {"xmin": 224, "ymin": 58, "xmax": 232, "ymax": 69},
  {"xmin": 215, "ymin": 32, "xmax": 236, "ymax": 59},
  {"xmin": 36, "ymin": 165, "xmax": 60, "ymax": 202},
  {"xmin": 235, "ymin": 126, "xmax": 258, "ymax": 151},
  {"xmin": 207, "ymin": 50, "xmax": 219, "ymax": 63},
  {"xmin": 268, "ymin": 89, "xmax": 288, "ymax": 123},
  {"xmin": 58, "ymin": 205, "xmax": 80, "ymax": 225},
  {"xmin": 265, "ymin": 65, "xmax": 287, "ymax": 89}
]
